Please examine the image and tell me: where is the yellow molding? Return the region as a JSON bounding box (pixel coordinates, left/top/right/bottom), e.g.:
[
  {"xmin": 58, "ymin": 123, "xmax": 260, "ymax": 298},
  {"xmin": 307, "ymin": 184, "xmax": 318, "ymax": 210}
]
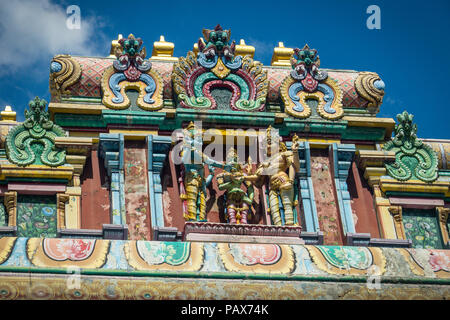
[
  {"xmin": 379, "ymin": 178, "xmax": 450, "ymax": 194},
  {"xmin": 49, "ymin": 102, "xmax": 105, "ymax": 115},
  {"xmin": 162, "ymin": 108, "xmax": 176, "ymax": 118},
  {"xmin": 54, "ymin": 137, "xmax": 93, "ymax": 156},
  {"xmin": 437, "ymin": 207, "xmax": 450, "ymax": 245},
  {"xmin": 274, "ymin": 112, "xmax": 286, "ymax": 124},
  {"xmin": 0, "ymin": 164, "xmax": 74, "ymax": 180},
  {"xmin": 356, "ymin": 149, "xmax": 396, "ymax": 169},
  {"xmin": 355, "ymin": 144, "xmax": 376, "ymax": 151},
  {"xmin": 372, "ymin": 185, "xmax": 396, "ymax": 239},
  {"xmin": 109, "ymin": 130, "xmax": 158, "ymax": 140},
  {"xmin": 388, "ymin": 205, "xmax": 406, "ymax": 240}
]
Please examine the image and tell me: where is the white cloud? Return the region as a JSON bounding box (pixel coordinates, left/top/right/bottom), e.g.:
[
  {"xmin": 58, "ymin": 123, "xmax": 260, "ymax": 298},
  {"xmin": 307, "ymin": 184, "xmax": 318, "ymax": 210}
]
[{"xmin": 0, "ymin": 0, "xmax": 106, "ymax": 75}]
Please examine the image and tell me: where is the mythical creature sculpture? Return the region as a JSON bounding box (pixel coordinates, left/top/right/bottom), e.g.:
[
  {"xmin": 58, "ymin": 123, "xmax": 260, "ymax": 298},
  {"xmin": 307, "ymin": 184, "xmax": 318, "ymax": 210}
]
[
  {"xmin": 101, "ymin": 34, "xmax": 163, "ymax": 110},
  {"xmin": 245, "ymin": 127, "xmax": 300, "ymax": 226},
  {"xmin": 5, "ymin": 97, "xmax": 66, "ymax": 167},
  {"xmin": 216, "ymin": 148, "xmax": 254, "ymax": 224},
  {"xmin": 172, "ymin": 25, "xmax": 268, "ymax": 111},
  {"xmin": 179, "ymin": 122, "xmax": 229, "ymax": 221},
  {"xmin": 280, "ymin": 44, "xmax": 343, "ymax": 120},
  {"xmin": 113, "ymin": 34, "xmax": 151, "ymax": 81},
  {"xmin": 384, "ymin": 111, "xmax": 438, "ymax": 182}
]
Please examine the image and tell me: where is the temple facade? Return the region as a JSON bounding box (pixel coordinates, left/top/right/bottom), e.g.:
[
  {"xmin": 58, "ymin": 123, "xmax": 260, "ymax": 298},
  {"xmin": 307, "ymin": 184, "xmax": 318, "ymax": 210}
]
[{"xmin": 0, "ymin": 26, "xmax": 448, "ymax": 300}]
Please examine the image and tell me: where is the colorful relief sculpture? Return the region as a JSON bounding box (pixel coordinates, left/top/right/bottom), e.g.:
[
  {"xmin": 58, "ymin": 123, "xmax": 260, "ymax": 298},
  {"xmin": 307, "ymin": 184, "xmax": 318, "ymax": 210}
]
[
  {"xmin": 6, "ymin": 97, "xmax": 66, "ymax": 167},
  {"xmin": 216, "ymin": 148, "xmax": 254, "ymax": 224},
  {"xmin": 49, "ymin": 55, "xmax": 81, "ymax": 102},
  {"xmin": 384, "ymin": 111, "xmax": 438, "ymax": 182},
  {"xmin": 172, "ymin": 25, "xmax": 268, "ymax": 111},
  {"xmin": 246, "ymin": 127, "xmax": 300, "ymax": 226},
  {"xmin": 354, "ymin": 71, "xmax": 385, "ymax": 114},
  {"xmin": 280, "ymin": 44, "xmax": 344, "ymax": 120},
  {"xmin": 179, "ymin": 122, "xmax": 229, "ymax": 221},
  {"xmin": 101, "ymin": 34, "xmax": 164, "ymax": 110}
]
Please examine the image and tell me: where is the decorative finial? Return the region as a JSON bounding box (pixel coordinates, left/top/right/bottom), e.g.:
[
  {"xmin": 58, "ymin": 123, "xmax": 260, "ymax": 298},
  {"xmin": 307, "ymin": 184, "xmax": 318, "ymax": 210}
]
[
  {"xmin": 150, "ymin": 35, "xmax": 178, "ymax": 61},
  {"xmin": 235, "ymin": 39, "xmax": 255, "ymax": 59},
  {"xmin": 383, "ymin": 110, "xmax": 438, "ymax": 182},
  {"xmin": 1, "ymin": 105, "xmax": 16, "ymax": 122},
  {"xmin": 109, "ymin": 34, "xmax": 123, "ymax": 58},
  {"xmin": 271, "ymin": 42, "xmax": 294, "ymax": 66}
]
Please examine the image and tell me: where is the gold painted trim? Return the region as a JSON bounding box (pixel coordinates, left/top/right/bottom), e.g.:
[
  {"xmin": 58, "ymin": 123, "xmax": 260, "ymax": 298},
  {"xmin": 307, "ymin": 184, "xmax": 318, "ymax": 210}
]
[
  {"xmin": 48, "ymin": 102, "xmax": 105, "ymax": 116},
  {"xmin": 280, "ymin": 76, "xmax": 311, "ymax": 119},
  {"xmin": 4, "ymin": 192, "xmax": 17, "ymax": 227},
  {"xmin": 0, "ymin": 238, "xmax": 16, "ymax": 264},
  {"xmin": 380, "ymin": 178, "xmax": 450, "ymax": 194},
  {"xmin": 101, "ymin": 66, "xmax": 164, "ymax": 111},
  {"xmin": 316, "ymin": 77, "xmax": 344, "ymax": 120},
  {"xmin": 398, "ymin": 248, "xmax": 425, "ymax": 276},
  {"xmin": 0, "ymin": 164, "xmax": 74, "ymax": 180},
  {"xmin": 437, "ymin": 207, "xmax": 449, "ymax": 245},
  {"xmin": 388, "ymin": 205, "xmax": 405, "ymax": 240},
  {"xmin": 57, "ymin": 194, "xmax": 70, "ymax": 229}
]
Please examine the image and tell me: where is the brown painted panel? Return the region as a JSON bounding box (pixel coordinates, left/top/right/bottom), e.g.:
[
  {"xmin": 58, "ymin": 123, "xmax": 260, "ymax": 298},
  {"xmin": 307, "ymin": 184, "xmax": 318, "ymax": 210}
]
[
  {"xmin": 347, "ymin": 162, "xmax": 380, "ymax": 238},
  {"xmin": 310, "ymin": 148, "xmax": 344, "ymax": 245},
  {"xmin": 80, "ymin": 149, "xmax": 110, "ymax": 229},
  {"xmin": 124, "ymin": 141, "xmax": 151, "ymax": 240}
]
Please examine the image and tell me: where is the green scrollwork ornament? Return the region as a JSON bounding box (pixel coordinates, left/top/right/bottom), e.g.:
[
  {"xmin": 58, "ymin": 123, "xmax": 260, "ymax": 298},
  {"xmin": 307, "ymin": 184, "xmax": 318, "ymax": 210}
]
[
  {"xmin": 383, "ymin": 111, "xmax": 438, "ymax": 182},
  {"xmin": 6, "ymin": 97, "xmax": 66, "ymax": 167}
]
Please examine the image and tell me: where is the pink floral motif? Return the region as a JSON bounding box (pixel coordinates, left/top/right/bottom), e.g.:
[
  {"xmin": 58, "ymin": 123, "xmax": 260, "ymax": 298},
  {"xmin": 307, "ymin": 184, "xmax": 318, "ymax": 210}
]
[
  {"xmin": 429, "ymin": 250, "xmax": 450, "ymax": 272},
  {"xmin": 231, "ymin": 244, "xmax": 281, "ymax": 265},
  {"xmin": 43, "ymin": 239, "xmax": 95, "ymax": 261}
]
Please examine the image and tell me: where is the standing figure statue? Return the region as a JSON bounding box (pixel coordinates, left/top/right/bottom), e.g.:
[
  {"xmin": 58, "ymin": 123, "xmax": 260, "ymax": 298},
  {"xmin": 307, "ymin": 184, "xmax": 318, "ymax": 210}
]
[
  {"xmin": 179, "ymin": 122, "xmax": 228, "ymax": 221},
  {"xmin": 246, "ymin": 126, "xmax": 300, "ymax": 226},
  {"xmin": 216, "ymin": 148, "xmax": 254, "ymax": 224}
]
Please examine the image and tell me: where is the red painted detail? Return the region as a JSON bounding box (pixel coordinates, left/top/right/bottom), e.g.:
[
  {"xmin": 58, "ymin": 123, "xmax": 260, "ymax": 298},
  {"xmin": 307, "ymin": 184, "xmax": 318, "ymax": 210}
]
[
  {"xmin": 80, "ymin": 150, "xmax": 110, "ymax": 229},
  {"xmin": 202, "ymin": 80, "xmax": 240, "ymax": 110},
  {"xmin": 301, "ymin": 73, "xmax": 319, "ymax": 92},
  {"xmin": 347, "ymin": 162, "xmax": 380, "ymax": 238}
]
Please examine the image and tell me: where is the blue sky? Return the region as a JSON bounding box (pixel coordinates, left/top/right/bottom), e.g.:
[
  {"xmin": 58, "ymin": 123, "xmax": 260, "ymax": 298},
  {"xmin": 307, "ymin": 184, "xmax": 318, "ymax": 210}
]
[{"xmin": 0, "ymin": 0, "xmax": 449, "ymax": 139}]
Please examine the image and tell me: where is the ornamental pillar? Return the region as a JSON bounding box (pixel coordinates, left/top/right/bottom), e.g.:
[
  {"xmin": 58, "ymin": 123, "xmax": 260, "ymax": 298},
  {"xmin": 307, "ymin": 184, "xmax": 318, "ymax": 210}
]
[
  {"xmin": 98, "ymin": 133, "xmax": 126, "ymax": 226},
  {"xmin": 330, "ymin": 143, "xmax": 356, "ymax": 234},
  {"xmin": 147, "ymin": 135, "xmax": 171, "ymax": 229}
]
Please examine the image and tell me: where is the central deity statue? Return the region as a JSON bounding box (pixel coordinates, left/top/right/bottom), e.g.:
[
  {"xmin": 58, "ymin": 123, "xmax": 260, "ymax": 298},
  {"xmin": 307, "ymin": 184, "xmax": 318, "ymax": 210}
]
[
  {"xmin": 246, "ymin": 126, "xmax": 300, "ymax": 226},
  {"xmin": 216, "ymin": 148, "xmax": 254, "ymax": 224}
]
